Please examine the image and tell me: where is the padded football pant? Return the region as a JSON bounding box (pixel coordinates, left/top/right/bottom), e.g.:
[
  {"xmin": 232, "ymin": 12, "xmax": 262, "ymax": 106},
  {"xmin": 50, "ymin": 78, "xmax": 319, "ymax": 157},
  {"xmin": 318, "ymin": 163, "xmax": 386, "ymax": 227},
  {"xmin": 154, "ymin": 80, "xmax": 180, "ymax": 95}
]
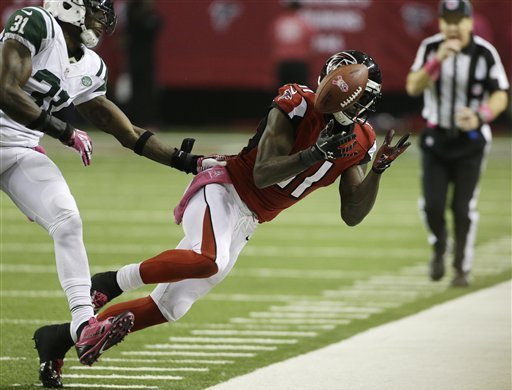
[
  {"xmin": 419, "ymin": 147, "xmax": 487, "ymax": 274},
  {"xmin": 101, "ymin": 183, "xmax": 258, "ymax": 326},
  {"xmin": 1, "ymin": 146, "xmax": 94, "ymax": 340},
  {"xmin": 150, "ymin": 183, "xmax": 258, "ymax": 322}
]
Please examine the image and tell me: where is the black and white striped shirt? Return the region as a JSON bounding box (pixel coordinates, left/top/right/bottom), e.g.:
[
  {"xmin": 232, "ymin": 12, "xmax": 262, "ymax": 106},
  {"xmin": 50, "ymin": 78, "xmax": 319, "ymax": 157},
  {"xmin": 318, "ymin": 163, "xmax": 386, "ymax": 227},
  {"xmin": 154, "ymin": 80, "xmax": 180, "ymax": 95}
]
[{"xmin": 410, "ymin": 33, "xmax": 509, "ymax": 131}]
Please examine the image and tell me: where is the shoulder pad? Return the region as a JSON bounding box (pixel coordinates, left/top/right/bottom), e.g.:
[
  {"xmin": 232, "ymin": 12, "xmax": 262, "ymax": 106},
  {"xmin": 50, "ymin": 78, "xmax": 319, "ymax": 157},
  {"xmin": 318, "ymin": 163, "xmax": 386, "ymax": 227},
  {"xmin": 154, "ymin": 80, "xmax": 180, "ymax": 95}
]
[{"xmin": 272, "ymin": 84, "xmax": 315, "ymax": 120}]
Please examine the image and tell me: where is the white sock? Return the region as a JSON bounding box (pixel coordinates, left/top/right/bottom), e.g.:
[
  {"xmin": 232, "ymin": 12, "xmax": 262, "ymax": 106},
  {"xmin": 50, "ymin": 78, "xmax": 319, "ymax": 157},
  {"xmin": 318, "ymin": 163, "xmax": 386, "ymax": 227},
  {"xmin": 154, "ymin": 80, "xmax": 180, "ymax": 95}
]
[{"xmin": 116, "ymin": 262, "xmax": 144, "ymax": 292}]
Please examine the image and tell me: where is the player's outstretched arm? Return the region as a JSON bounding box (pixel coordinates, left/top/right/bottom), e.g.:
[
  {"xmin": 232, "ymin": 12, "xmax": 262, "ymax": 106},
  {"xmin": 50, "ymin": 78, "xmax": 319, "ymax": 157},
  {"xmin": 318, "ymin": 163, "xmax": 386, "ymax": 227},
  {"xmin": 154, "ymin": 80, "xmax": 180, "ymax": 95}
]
[
  {"xmin": 76, "ymin": 96, "xmax": 202, "ymax": 173},
  {"xmin": 339, "ymin": 129, "xmax": 410, "ymax": 226}
]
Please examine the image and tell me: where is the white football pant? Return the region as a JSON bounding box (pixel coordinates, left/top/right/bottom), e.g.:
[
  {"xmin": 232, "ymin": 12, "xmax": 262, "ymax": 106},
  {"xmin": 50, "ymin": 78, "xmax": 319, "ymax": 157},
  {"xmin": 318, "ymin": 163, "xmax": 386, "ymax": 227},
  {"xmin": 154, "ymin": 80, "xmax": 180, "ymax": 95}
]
[
  {"xmin": 150, "ymin": 183, "xmax": 258, "ymax": 322},
  {"xmin": 1, "ymin": 146, "xmax": 94, "ymax": 340}
]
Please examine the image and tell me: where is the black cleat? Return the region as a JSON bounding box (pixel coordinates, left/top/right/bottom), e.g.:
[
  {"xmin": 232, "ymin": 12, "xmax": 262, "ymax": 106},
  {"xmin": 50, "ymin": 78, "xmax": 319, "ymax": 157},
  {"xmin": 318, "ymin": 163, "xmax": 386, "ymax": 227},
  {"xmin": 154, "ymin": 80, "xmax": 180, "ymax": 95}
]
[
  {"xmin": 33, "ymin": 324, "xmax": 73, "ymax": 388},
  {"xmin": 451, "ymin": 271, "xmax": 470, "ymax": 287},
  {"xmin": 429, "ymin": 253, "xmax": 446, "ymax": 281},
  {"xmin": 91, "ymin": 271, "xmax": 123, "ymax": 312},
  {"xmin": 38, "ymin": 360, "xmax": 64, "ymax": 388}
]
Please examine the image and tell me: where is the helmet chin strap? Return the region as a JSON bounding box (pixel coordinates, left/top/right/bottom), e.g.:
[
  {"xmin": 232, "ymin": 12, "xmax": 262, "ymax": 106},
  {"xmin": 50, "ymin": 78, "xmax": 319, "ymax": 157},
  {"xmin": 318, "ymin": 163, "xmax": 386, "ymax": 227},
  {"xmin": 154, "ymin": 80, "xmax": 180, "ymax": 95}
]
[
  {"xmin": 80, "ymin": 24, "xmax": 99, "ymax": 48},
  {"xmin": 333, "ymin": 111, "xmax": 354, "ymax": 126}
]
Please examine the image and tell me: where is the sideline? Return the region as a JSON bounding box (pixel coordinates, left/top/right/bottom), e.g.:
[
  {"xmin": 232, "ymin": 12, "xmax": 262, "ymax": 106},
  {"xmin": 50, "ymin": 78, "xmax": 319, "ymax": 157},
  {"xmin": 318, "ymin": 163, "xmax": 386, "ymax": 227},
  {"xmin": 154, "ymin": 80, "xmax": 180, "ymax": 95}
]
[{"xmin": 207, "ymin": 281, "xmax": 511, "ymax": 390}]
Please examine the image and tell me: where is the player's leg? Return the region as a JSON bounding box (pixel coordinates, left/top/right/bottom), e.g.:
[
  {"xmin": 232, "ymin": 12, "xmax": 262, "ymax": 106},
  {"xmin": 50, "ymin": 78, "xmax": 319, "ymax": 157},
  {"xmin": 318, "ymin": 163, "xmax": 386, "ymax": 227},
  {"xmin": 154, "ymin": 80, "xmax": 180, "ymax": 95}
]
[
  {"xmin": 419, "ymin": 149, "xmax": 451, "ymax": 280},
  {"xmin": 1, "ymin": 149, "xmax": 133, "ymax": 385},
  {"xmin": 97, "ymin": 183, "xmax": 258, "ymax": 331},
  {"xmin": 450, "ymin": 150, "xmax": 486, "ymax": 286},
  {"xmin": 0, "ymin": 148, "xmax": 94, "ymax": 339},
  {"xmin": 90, "ymin": 183, "xmax": 236, "ymax": 308}
]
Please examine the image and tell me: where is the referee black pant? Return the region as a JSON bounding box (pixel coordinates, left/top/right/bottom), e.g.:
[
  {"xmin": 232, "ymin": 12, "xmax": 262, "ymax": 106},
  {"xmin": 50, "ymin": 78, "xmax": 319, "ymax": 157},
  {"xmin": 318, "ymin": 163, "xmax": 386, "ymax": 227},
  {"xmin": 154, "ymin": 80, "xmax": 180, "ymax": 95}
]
[{"xmin": 420, "ymin": 147, "xmax": 486, "ymax": 274}]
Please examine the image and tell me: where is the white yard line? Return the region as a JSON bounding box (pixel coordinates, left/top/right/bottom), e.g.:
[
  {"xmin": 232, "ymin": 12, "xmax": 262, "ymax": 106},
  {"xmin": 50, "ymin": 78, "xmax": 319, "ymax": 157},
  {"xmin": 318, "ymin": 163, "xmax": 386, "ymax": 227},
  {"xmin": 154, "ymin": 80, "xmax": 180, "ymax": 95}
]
[
  {"xmin": 190, "ymin": 330, "xmax": 317, "ymax": 337},
  {"xmin": 122, "ymin": 351, "xmax": 256, "ymax": 358},
  {"xmin": 100, "ymin": 357, "xmax": 234, "ymax": 365},
  {"xmin": 69, "ymin": 366, "xmax": 207, "ymax": 372},
  {"xmin": 63, "ymin": 374, "xmax": 182, "ymax": 380},
  {"xmin": 169, "ymin": 337, "xmax": 297, "ymax": 344},
  {"xmin": 145, "ymin": 344, "xmax": 277, "ymax": 351}
]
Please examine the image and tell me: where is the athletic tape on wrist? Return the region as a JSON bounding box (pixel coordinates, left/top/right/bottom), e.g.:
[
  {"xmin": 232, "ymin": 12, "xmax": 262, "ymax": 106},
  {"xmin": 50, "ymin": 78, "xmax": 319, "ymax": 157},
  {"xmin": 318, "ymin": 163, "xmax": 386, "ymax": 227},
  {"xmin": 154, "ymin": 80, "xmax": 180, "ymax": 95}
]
[
  {"xmin": 27, "ymin": 110, "xmax": 73, "ymax": 142},
  {"xmin": 134, "ymin": 130, "xmax": 154, "ymax": 155}
]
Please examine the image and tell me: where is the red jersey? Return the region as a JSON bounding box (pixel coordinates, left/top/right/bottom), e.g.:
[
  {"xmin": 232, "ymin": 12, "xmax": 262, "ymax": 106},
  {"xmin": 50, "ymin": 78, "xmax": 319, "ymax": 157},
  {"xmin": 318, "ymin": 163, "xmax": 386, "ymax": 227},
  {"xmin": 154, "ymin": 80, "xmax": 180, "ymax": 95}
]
[{"xmin": 226, "ymin": 84, "xmax": 376, "ymax": 223}]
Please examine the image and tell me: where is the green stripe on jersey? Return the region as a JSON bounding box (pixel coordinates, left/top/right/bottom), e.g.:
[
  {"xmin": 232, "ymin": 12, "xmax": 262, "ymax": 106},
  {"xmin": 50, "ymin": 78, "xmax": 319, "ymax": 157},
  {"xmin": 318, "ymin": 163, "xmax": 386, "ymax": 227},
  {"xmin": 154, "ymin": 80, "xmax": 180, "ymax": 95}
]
[
  {"xmin": 96, "ymin": 60, "xmax": 105, "ymax": 77},
  {"xmin": 36, "ymin": 7, "xmax": 55, "ymax": 38},
  {"xmin": 4, "ymin": 8, "xmax": 47, "ymax": 54}
]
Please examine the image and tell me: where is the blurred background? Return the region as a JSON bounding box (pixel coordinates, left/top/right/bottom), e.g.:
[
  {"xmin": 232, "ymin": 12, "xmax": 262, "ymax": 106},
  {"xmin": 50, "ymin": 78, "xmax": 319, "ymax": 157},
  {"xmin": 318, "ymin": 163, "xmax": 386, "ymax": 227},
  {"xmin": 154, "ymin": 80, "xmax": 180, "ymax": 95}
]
[{"xmin": 1, "ymin": 0, "xmax": 511, "ymax": 133}]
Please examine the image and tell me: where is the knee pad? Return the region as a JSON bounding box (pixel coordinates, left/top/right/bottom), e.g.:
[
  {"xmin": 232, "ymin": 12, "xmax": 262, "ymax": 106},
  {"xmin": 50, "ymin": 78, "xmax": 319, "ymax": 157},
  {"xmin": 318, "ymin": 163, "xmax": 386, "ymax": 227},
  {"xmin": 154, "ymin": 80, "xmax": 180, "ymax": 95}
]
[{"xmin": 50, "ymin": 212, "xmax": 83, "ymax": 239}]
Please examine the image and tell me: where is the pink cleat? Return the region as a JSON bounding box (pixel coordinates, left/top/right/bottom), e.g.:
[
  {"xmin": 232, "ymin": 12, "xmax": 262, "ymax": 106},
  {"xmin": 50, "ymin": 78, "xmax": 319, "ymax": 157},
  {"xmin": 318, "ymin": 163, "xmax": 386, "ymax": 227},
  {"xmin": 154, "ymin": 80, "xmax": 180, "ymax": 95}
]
[{"xmin": 75, "ymin": 311, "xmax": 134, "ymax": 366}]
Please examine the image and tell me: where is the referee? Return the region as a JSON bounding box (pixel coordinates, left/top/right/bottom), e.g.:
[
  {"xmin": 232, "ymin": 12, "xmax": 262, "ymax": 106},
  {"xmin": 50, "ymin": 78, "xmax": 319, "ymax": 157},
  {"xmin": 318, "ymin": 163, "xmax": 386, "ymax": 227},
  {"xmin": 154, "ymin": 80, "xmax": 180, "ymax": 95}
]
[{"xmin": 406, "ymin": 0, "xmax": 509, "ymax": 287}]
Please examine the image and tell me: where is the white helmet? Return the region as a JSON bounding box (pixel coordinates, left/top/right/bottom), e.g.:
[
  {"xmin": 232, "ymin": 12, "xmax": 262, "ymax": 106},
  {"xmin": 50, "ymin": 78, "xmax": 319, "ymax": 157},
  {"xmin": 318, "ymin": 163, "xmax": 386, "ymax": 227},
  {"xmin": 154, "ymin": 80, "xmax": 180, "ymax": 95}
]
[{"xmin": 43, "ymin": 0, "xmax": 116, "ymax": 48}]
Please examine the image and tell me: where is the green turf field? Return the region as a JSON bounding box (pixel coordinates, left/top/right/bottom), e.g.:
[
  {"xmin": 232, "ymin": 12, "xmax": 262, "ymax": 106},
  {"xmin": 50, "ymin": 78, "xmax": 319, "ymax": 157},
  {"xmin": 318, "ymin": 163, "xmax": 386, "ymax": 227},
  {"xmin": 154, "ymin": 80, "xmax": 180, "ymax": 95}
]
[{"xmin": 1, "ymin": 130, "xmax": 511, "ymax": 389}]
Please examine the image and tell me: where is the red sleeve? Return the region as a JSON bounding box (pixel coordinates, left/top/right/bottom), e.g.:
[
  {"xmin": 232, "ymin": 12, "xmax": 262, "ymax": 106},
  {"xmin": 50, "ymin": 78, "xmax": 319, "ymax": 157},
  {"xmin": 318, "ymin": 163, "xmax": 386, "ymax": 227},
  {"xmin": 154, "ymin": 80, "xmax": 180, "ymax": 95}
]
[{"xmin": 272, "ymin": 83, "xmax": 316, "ymax": 121}]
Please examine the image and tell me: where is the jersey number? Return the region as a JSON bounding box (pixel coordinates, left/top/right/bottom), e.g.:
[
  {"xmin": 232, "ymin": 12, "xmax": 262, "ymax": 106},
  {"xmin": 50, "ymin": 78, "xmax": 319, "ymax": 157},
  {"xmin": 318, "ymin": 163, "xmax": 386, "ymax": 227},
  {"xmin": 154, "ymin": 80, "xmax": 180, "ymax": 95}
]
[
  {"xmin": 31, "ymin": 70, "xmax": 71, "ymax": 112},
  {"xmin": 277, "ymin": 161, "xmax": 333, "ymax": 198},
  {"xmin": 10, "ymin": 15, "xmax": 29, "ymax": 34}
]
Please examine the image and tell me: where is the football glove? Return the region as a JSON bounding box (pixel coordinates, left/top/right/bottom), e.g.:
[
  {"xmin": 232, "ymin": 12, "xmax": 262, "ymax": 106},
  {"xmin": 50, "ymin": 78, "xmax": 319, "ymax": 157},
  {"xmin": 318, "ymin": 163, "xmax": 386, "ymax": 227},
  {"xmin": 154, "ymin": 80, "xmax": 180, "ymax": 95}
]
[
  {"xmin": 372, "ymin": 129, "xmax": 411, "ymax": 174},
  {"xmin": 300, "ymin": 119, "xmax": 358, "ymax": 166},
  {"xmin": 171, "ymin": 138, "xmax": 197, "ymax": 174},
  {"xmin": 64, "ymin": 129, "xmax": 93, "ymax": 166}
]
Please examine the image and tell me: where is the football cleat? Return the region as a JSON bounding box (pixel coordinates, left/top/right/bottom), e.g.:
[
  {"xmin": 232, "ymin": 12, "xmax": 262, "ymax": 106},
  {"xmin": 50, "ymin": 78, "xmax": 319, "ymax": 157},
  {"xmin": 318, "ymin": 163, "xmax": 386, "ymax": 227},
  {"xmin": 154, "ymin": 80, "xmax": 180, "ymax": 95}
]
[
  {"xmin": 429, "ymin": 253, "xmax": 446, "ymax": 281},
  {"xmin": 451, "ymin": 271, "xmax": 470, "ymax": 287},
  {"xmin": 91, "ymin": 271, "xmax": 123, "ymax": 313},
  {"xmin": 75, "ymin": 311, "xmax": 134, "ymax": 366},
  {"xmin": 38, "ymin": 360, "xmax": 64, "ymax": 388},
  {"xmin": 33, "ymin": 324, "xmax": 72, "ymax": 388}
]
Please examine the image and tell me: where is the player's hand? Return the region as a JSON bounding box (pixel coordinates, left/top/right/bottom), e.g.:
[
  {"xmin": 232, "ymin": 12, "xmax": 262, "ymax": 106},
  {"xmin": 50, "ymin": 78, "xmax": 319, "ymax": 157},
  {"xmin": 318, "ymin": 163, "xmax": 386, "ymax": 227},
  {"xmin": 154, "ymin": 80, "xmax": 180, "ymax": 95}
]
[
  {"xmin": 299, "ymin": 120, "xmax": 358, "ymax": 166},
  {"xmin": 372, "ymin": 129, "xmax": 411, "ymax": 174},
  {"xmin": 314, "ymin": 119, "xmax": 358, "ymax": 160},
  {"xmin": 63, "ymin": 129, "xmax": 93, "ymax": 166},
  {"xmin": 197, "ymin": 155, "xmax": 227, "ymax": 173},
  {"xmin": 170, "ymin": 138, "xmax": 204, "ymax": 174}
]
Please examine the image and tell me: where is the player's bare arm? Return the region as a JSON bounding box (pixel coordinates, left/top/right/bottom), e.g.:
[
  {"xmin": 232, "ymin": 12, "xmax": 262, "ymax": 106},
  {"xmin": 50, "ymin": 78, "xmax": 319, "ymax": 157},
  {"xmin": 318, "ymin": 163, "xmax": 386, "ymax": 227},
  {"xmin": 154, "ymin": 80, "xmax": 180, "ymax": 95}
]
[
  {"xmin": 253, "ymin": 108, "xmax": 305, "ymax": 188},
  {"xmin": 76, "ymin": 96, "xmax": 200, "ymax": 171},
  {"xmin": 338, "ymin": 163, "xmax": 379, "ymax": 226},
  {"xmin": 0, "ymin": 40, "xmax": 42, "ymax": 124},
  {"xmin": 339, "ymin": 129, "xmax": 410, "ymax": 226}
]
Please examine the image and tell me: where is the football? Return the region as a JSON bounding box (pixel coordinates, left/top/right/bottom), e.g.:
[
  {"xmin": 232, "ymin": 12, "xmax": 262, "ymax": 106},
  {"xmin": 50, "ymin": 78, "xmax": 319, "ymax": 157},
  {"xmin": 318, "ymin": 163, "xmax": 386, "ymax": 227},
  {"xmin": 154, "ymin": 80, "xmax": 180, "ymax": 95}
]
[{"xmin": 315, "ymin": 64, "xmax": 369, "ymax": 114}]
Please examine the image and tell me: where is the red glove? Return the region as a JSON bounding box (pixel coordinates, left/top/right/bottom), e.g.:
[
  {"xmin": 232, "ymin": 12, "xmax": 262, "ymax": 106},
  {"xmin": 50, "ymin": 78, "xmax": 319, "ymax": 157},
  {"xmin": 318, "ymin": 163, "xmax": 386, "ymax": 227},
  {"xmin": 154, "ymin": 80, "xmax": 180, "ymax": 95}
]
[
  {"xmin": 372, "ymin": 129, "xmax": 411, "ymax": 174},
  {"xmin": 64, "ymin": 129, "xmax": 93, "ymax": 166}
]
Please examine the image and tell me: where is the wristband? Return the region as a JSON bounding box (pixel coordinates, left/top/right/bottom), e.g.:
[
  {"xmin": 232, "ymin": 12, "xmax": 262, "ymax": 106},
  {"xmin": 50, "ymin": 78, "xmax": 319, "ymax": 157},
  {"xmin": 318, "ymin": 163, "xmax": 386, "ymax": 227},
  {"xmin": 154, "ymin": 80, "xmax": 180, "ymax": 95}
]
[
  {"xmin": 299, "ymin": 146, "xmax": 323, "ymax": 167},
  {"xmin": 424, "ymin": 57, "xmax": 441, "ymax": 81},
  {"xmin": 477, "ymin": 104, "xmax": 494, "ymax": 124},
  {"xmin": 133, "ymin": 130, "xmax": 154, "ymax": 155},
  {"xmin": 371, "ymin": 166, "xmax": 385, "ymax": 175},
  {"xmin": 27, "ymin": 111, "xmax": 73, "ymax": 143}
]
